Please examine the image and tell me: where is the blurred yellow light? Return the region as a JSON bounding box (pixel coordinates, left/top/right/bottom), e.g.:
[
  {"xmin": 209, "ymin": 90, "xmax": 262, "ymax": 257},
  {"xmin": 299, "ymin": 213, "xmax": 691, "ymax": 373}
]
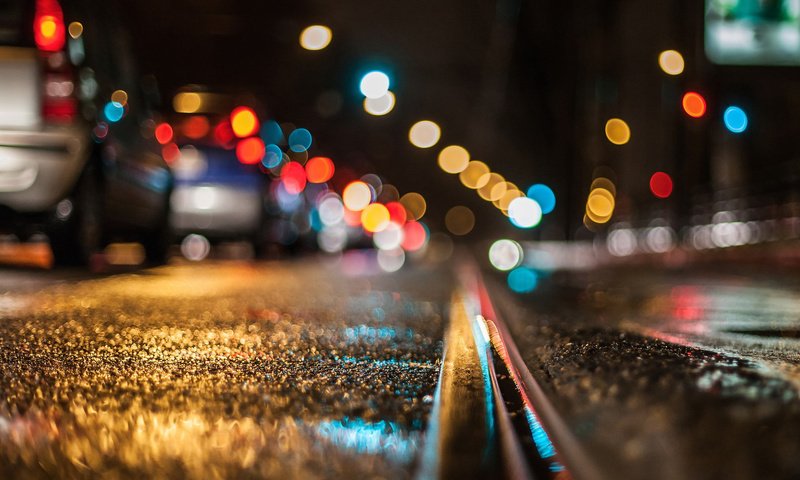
[
  {"xmin": 111, "ymin": 89, "xmax": 128, "ymax": 107},
  {"xmin": 300, "ymin": 25, "xmax": 332, "ymax": 51},
  {"xmin": 409, "ymin": 120, "xmax": 441, "ymax": 148},
  {"xmin": 497, "ymin": 187, "xmax": 524, "ymax": 212},
  {"xmin": 68, "ymin": 22, "xmax": 83, "ymax": 39},
  {"xmin": 438, "ymin": 145, "xmax": 470, "ymax": 174},
  {"xmin": 445, "ymin": 206, "xmax": 475, "ymax": 236},
  {"xmin": 478, "ymin": 173, "xmax": 505, "ymax": 201},
  {"xmin": 231, "ymin": 108, "xmax": 258, "ymax": 137},
  {"xmin": 40, "ymin": 18, "xmax": 56, "ymax": 37},
  {"xmin": 364, "ymin": 91, "xmax": 395, "ymax": 116},
  {"xmin": 489, "ymin": 180, "xmax": 510, "ymax": 203},
  {"xmin": 173, "ymin": 92, "xmax": 202, "ymax": 113},
  {"xmin": 361, "ymin": 203, "xmax": 391, "ymax": 233},
  {"xmin": 459, "ymin": 160, "xmax": 490, "ymax": 189},
  {"xmin": 400, "ymin": 192, "xmax": 427, "ymax": 220},
  {"xmin": 590, "ymin": 177, "xmax": 617, "ymax": 197},
  {"xmin": 343, "ymin": 181, "xmax": 372, "ymax": 212},
  {"xmin": 586, "ymin": 188, "xmax": 615, "ymax": 220},
  {"xmin": 605, "ymin": 118, "xmax": 630, "ymax": 145},
  {"xmin": 658, "ymin": 50, "xmax": 684, "ymax": 75}
]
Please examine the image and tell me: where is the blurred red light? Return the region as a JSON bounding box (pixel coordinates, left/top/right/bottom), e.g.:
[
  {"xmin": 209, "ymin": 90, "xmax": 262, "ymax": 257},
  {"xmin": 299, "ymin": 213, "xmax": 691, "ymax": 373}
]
[
  {"xmin": 236, "ymin": 137, "xmax": 265, "ymax": 165},
  {"xmin": 401, "ymin": 221, "xmax": 426, "ymax": 251},
  {"xmin": 154, "ymin": 123, "xmax": 173, "ymax": 145},
  {"xmin": 305, "ymin": 156, "xmax": 335, "ymax": 184},
  {"xmin": 162, "ymin": 143, "xmax": 180, "ymax": 165},
  {"xmin": 34, "ymin": 0, "xmax": 65, "ymax": 52},
  {"xmin": 183, "ymin": 116, "xmax": 210, "ymax": 139},
  {"xmin": 343, "ymin": 207, "xmax": 362, "ymax": 227},
  {"xmin": 650, "ymin": 172, "xmax": 673, "ymax": 199},
  {"xmin": 281, "ymin": 161, "xmax": 307, "ymax": 194},
  {"xmin": 214, "ymin": 120, "xmax": 235, "ymax": 148},
  {"xmin": 385, "ymin": 201, "xmax": 407, "ymax": 225},
  {"xmin": 682, "ymin": 92, "xmax": 706, "ymax": 118}
]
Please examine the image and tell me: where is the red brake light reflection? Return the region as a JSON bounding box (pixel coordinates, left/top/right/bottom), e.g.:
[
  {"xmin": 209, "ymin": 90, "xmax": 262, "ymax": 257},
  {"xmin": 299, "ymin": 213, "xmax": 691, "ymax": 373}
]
[{"xmin": 34, "ymin": 0, "xmax": 66, "ymax": 52}]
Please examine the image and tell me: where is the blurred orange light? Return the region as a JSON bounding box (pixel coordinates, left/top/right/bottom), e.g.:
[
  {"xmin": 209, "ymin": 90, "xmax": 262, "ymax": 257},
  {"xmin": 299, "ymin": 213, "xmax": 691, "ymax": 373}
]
[
  {"xmin": 343, "ymin": 207, "xmax": 362, "ymax": 227},
  {"xmin": 401, "ymin": 221, "xmax": 427, "ymax": 251},
  {"xmin": 361, "ymin": 203, "xmax": 391, "ymax": 233},
  {"xmin": 236, "ymin": 137, "xmax": 265, "ymax": 165},
  {"xmin": 281, "ymin": 161, "xmax": 307, "ymax": 194},
  {"xmin": 399, "ymin": 192, "xmax": 426, "ymax": 220},
  {"xmin": 154, "ymin": 123, "xmax": 173, "ymax": 145},
  {"xmin": 343, "ymin": 181, "xmax": 372, "ymax": 211},
  {"xmin": 230, "ymin": 107, "xmax": 259, "ymax": 138},
  {"xmin": 682, "ymin": 92, "xmax": 706, "ymax": 118},
  {"xmin": 385, "ymin": 201, "xmax": 407, "ymax": 225},
  {"xmin": 183, "ymin": 115, "xmax": 210, "ymax": 139},
  {"xmin": 305, "ymin": 156, "xmax": 335, "ymax": 184}
]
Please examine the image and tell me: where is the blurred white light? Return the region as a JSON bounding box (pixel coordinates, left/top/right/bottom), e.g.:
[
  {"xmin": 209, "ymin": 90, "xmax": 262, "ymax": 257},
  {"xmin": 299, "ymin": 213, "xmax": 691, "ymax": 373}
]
[
  {"xmin": 318, "ymin": 194, "xmax": 345, "ymax": 226},
  {"xmin": 508, "ymin": 197, "xmax": 542, "ymax": 228},
  {"xmin": 364, "ymin": 91, "xmax": 396, "ymax": 116},
  {"xmin": 489, "ymin": 239, "xmax": 523, "ymax": 271},
  {"xmin": 377, "ymin": 247, "xmax": 405, "ymax": 272},
  {"xmin": 360, "ymin": 71, "xmax": 390, "ymax": 99},
  {"xmin": 193, "ymin": 186, "xmax": 217, "ymax": 210},
  {"xmin": 373, "ymin": 222, "xmax": 404, "ymax": 250},
  {"xmin": 607, "ymin": 228, "xmax": 637, "ymax": 257},
  {"xmin": 408, "ymin": 120, "xmax": 441, "ymax": 148},
  {"xmin": 299, "ymin": 25, "xmax": 332, "ymax": 51},
  {"xmin": 181, "ymin": 234, "xmax": 210, "ymax": 261},
  {"xmin": 645, "ymin": 226, "xmax": 675, "ymax": 253},
  {"xmin": 174, "ymin": 146, "xmax": 207, "ymax": 180},
  {"xmin": 318, "ymin": 225, "xmax": 348, "ymax": 253}
]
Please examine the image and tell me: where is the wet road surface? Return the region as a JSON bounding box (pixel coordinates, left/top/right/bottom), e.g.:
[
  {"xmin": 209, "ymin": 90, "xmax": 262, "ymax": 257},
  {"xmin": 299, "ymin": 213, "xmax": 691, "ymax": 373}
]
[
  {"xmin": 0, "ymin": 257, "xmax": 450, "ymax": 479},
  {"xmin": 489, "ymin": 264, "xmax": 800, "ymax": 480}
]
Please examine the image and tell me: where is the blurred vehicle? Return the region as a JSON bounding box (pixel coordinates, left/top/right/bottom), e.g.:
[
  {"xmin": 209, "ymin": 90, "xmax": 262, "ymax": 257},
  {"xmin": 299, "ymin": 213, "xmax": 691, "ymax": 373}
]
[
  {"xmin": 163, "ymin": 87, "xmax": 268, "ymax": 251},
  {"xmin": 0, "ymin": 0, "xmax": 173, "ymax": 264}
]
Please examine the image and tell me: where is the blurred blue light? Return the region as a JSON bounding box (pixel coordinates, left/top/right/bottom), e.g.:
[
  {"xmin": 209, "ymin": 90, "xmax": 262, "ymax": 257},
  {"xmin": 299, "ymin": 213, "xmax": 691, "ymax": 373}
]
[
  {"xmin": 526, "ymin": 184, "xmax": 556, "ymax": 214},
  {"xmin": 103, "ymin": 102, "xmax": 124, "ymax": 123},
  {"xmin": 723, "ymin": 106, "xmax": 747, "ymax": 133},
  {"xmin": 263, "ymin": 143, "xmax": 283, "ymax": 169},
  {"xmin": 260, "ymin": 120, "xmax": 284, "ymax": 145},
  {"xmin": 288, "ymin": 128, "xmax": 312, "ymax": 152},
  {"xmin": 507, "ymin": 267, "xmax": 538, "ymax": 293}
]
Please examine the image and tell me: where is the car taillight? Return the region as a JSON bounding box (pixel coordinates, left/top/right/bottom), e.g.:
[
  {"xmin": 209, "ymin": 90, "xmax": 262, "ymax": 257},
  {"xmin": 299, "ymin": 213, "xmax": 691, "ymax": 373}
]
[
  {"xmin": 34, "ymin": 0, "xmax": 66, "ymax": 52},
  {"xmin": 34, "ymin": 0, "xmax": 76, "ymax": 123}
]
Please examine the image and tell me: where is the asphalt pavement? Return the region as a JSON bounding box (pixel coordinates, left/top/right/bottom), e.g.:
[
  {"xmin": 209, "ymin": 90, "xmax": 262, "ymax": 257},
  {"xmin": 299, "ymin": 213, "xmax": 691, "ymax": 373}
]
[{"xmin": 0, "ymin": 255, "xmax": 450, "ymax": 479}]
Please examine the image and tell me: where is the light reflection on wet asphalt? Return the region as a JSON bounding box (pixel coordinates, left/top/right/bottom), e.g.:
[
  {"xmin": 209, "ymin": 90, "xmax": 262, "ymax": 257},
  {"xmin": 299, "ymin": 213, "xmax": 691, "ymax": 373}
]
[{"xmin": 0, "ymin": 259, "xmax": 449, "ymax": 479}]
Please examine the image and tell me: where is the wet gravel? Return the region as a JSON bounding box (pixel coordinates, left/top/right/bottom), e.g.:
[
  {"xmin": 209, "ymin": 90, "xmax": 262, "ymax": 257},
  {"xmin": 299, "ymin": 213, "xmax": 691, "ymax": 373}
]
[
  {"xmin": 488, "ymin": 267, "xmax": 800, "ymax": 480},
  {"xmin": 0, "ymin": 258, "xmax": 450, "ymax": 479}
]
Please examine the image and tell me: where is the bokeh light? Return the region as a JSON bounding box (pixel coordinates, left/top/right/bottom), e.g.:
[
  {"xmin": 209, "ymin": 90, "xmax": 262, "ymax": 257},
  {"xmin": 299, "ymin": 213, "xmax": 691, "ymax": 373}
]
[
  {"xmin": 173, "ymin": 92, "xmax": 202, "ymax": 113},
  {"xmin": 360, "ymin": 71, "xmax": 390, "ymax": 99},
  {"xmin": 343, "ymin": 181, "xmax": 372, "ymax": 211},
  {"xmin": 110, "ymin": 89, "xmax": 128, "ymax": 107},
  {"xmin": 260, "ymin": 120, "xmax": 284, "ymax": 145},
  {"xmin": 507, "ymin": 267, "xmax": 538, "ymax": 293},
  {"xmin": 400, "ymin": 192, "xmax": 427, "ymax": 220},
  {"xmin": 68, "ymin": 21, "xmax": 83, "ymax": 39},
  {"xmin": 682, "ymin": 92, "xmax": 707, "ymax": 118},
  {"xmin": 401, "ymin": 221, "xmax": 427, "ymax": 251},
  {"xmin": 408, "ymin": 120, "xmax": 441, "ymax": 148},
  {"xmin": 650, "ymin": 171, "xmax": 673, "ymax": 199},
  {"xmin": 364, "ymin": 91, "xmax": 396, "ymax": 116},
  {"xmin": 214, "ymin": 120, "xmax": 235, "ymax": 147},
  {"xmin": 361, "ymin": 203, "xmax": 391, "ymax": 233},
  {"xmin": 318, "ymin": 194, "xmax": 345, "ymax": 226},
  {"xmin": 181, "ymin": 234, "xmax": 210, "ymax": 261},
  {"xmin": 508, "ymin": 197, "xmax": 542, "ymax": 228},
  {"xmin": 591, "ymin": 177, "xmax": 617, "ymax": 197},
  {"xmin": 305, "ymin": 156, "xmax": 335, "ymax": 183},
  {"xmin": 445, "ymin": 206, "xmax": 475, "ymax": 236},
  {"xmin": 263, "ymin": 144, "xmax": 283, "ymax": 169},
  {"xmin": 385, "ymin": 201, "xmax": 407, "ymax": 225},
  {"xmin": 459, "ymin": 161, "xmax": 490, "ymax": 189},
  {"xmin": 477, "ymin": 173, "xmax": 505, "ymax": 201},
  {"xmin": 103, "ymin": 102, "xmax": 124, "ymax": 122},
  {"xmin": 489, "ymin": 239, "xmax": 523, "ymax": 271},
  {"xmin": 496, "ymin": 186, "xmax": 524, "ymax": 212},
  {"xmin": 377, "ymin": 248, "xmax": 405, "ymax": 273},
  {"xmin": 299, "ymin": 25, "xmax": 332, "ymax": 51},
  {"xmin": 658, "ymin": 50, "xmax": 685, "ymax": 75},
  {"xmin": 235, "ymin": 137, "xmax": 265, "ymax": 165},
  {"xmin": 288, "ymin": 128, "xmax": 313, "ymax": 152},
  {"xmin": 605, "ymin": 118, "xmax": 630, "ymax": 145},
  {"xmin": 374, "ymin": 222, "xmax": 404, "ymax": 250},
  {"xmin": 526, "ymin": 184, "xmax": 556, "ymax": 214},
  {"xmin": 231, "ymin": 107, "xmax": 259, "ymax": 138},
  {"xmin": 723, "ymin": 106, "xmax": 748, "ymax": 133},
  {"xmin": 281, "ymin": 161, "xmax": 307, "ymax": 194},
  {"xmin": 154, "ymin": 123, "xmax": 173, "ymax": 145},
  {"xmin": 586, "ymin": 188, "xmax": 615, "ymax": 223},
  {"xmin": 438, "ymin": 145, "xmax": 470, "ymax": 174}
]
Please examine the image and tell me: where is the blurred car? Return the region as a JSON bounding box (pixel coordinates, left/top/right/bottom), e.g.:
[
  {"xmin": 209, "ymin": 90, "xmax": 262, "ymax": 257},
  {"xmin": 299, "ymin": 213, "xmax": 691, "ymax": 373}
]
[
  {"xmin": 163, "ymin": 88, "xmax": 268, "ymax": 250},
  {"xmin": 0, "ymin": 0, "xmax": 172, "ymax": 264}
]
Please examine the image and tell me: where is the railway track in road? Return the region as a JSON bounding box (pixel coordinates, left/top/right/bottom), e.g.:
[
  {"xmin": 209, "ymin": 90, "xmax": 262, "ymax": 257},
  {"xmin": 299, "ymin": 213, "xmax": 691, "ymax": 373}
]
[{"xmin": 420, "ymin": 260, "xmax": 601, "ymax": 480}]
